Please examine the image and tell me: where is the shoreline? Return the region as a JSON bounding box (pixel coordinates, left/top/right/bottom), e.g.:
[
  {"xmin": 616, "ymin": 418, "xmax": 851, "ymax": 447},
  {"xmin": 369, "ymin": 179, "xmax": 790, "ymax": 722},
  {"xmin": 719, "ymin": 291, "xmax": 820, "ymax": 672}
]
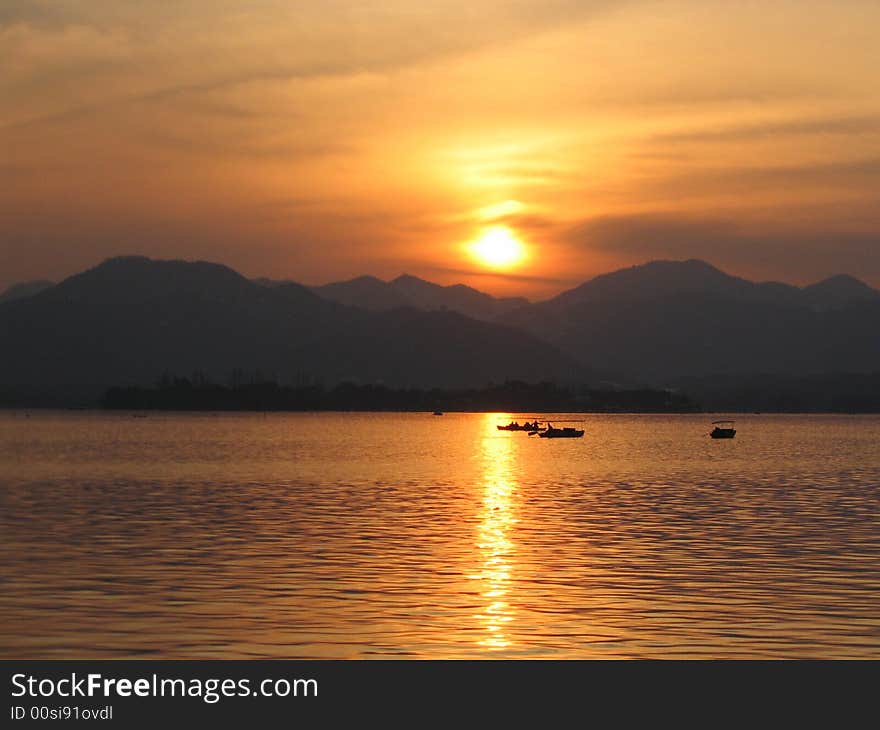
[{"xmin": 3, "ymin": 407, "xmax": 880, "ymax": 415}]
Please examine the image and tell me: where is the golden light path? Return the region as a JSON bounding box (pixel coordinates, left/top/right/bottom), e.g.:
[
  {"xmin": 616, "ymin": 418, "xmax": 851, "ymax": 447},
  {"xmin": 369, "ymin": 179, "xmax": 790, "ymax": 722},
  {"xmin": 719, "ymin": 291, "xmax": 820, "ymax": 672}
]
[
  {"xmin": 473, "ymin": 413, "xmax": 520, "ymax": 650},
  {"xmin": 467, "ymin": 226, "xmax": 528, "ymax": 270}
]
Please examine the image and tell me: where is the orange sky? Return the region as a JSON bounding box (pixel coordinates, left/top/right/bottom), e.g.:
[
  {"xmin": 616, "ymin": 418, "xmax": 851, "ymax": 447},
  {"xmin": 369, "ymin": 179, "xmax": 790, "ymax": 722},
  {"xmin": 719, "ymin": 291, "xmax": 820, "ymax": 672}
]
[{"xmin": 2, "ymin": 1, "xmax": 879, "ymax": 298}]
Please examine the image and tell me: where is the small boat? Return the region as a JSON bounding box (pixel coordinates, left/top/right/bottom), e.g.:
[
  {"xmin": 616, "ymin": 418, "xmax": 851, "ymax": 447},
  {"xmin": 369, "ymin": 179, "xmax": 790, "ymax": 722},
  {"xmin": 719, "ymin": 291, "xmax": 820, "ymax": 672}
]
[
  {"xmin": 538, "ymin": 425, "xmax": 584, "ymax": 439},
  {"xmin": 710, "ymin": 420, "xmax": 736, "ymax": 439},
  {"xmin": 433, "ymin": 411, "xmax": 444, "ymax": 416},
  {"xmin": 497, "ymin": 420, "xmax": 543, "ymax": 432}
]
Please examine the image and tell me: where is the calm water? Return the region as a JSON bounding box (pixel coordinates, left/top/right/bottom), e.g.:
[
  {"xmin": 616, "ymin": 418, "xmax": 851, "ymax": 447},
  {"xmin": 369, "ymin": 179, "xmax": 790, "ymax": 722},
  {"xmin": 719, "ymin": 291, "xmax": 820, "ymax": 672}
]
[{"xmin": 1, "ymin": 411, "xmax": 878, "ymax": 659}]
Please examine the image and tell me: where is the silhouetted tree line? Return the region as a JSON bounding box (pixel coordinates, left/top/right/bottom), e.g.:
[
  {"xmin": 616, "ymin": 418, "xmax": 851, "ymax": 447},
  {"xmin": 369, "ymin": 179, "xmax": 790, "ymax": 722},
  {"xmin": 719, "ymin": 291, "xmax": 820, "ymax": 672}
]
[
  {"xmin": 103, "ymin": 375, "xmax": 700, "ymax": 413},
  {"xmin": 7, "ymin": 371, "xmax": 879, "ymax": 412}
]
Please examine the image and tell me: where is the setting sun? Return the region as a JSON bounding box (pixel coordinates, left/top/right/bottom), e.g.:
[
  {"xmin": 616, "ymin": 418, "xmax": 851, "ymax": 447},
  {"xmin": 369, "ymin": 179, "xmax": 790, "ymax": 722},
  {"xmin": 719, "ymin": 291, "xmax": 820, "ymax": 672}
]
[{"xmin": 468, "ymin": 226, "xmax": 528, "ymax": 269}]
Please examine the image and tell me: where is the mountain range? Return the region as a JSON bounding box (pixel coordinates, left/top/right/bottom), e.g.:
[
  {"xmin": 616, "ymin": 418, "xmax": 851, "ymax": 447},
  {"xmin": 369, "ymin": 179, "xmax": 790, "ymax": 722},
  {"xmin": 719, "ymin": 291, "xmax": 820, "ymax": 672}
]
[
  {"xmin": 499, "ymin": 259, "xmax": 880, "ymax": 380},
  {"xmin": 0, "ymin": 257, "xmax": 577, "ymax": 399},
  {"xmin": 254, "ymin": 273, "xmax": 528, "ymax": 321},
  {"xmin": 1, "ymin": 256, "xmax": 878, "ymax": 403}
]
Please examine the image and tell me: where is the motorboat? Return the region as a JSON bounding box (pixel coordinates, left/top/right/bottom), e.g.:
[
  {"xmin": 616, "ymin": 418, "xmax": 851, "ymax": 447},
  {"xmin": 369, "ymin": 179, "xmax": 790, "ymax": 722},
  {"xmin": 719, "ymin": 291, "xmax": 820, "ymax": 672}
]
[
  {"xmin": 538, "ymin": 425, "xmax": 584, "ymax": 439},
  {"xmin": 710, "ymin": 420, "xmax": 736, "ymax": 438}
]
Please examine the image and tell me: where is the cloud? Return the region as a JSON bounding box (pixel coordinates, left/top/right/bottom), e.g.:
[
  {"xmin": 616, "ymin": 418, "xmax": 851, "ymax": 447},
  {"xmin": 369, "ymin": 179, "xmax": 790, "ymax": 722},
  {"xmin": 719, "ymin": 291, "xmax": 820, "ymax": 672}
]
[
  {"xmin": 491, "ymin": 213, "xmax": 560, "ymax": 232},
  {"xmin": 595, "ymin": 79, "xmax": 837, "ymax": 111},
  {"xmin": 631, "ymin": 156, "xmax": 880, "ymax": 202},
  {"xmin": 649, "ymin": 115, "xmax": 880, "ymax": 145},
  {"xmin": 0, "ymin": 22, "xmax": 132, "ymax": 82},
  {"xmin": 141, "ymin": 130, "xmax": 355, "ymax": 161},
  {"xmin": 0, "ymin": 1, "xmax": 69, "ymax": 26},
  {"xmin": 1, "ymin": 1, "xmax": 629, "ymax": 123},
  {"xmin": 414, "ymin": 263, "xmax": 574, "ymax": 286}
]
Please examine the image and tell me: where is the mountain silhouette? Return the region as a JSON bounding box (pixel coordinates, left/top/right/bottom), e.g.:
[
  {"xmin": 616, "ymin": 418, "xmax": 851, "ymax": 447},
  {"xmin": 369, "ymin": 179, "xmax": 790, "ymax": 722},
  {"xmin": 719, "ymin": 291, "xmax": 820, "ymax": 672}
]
[
  {"xmin": 3, "ymin": 256, "xmax": 878, "ymax": 402},
  {"xmin": 803, "ymin": 274, "xmax": 880, "ymax": 311},
  {"xmin": 0, "ymin": 279, "xmax": 54, "ymax": 304},
  {"xmin": 309, "ymin": 273, "xmax": 529, "ymax": 321},
  {"xmin": 309, "ymin": 275, "xmax": 411, "ymax": 311},
  {"xmin": 548, "ymin": 259, "xmax": 751, "ymax": 306},
  {"xmin": 500, "ymin": 259, "xmax": 880, "ymax": 380},
  {"xmin": 0, "ymin": 256, "xmax": 579, "ymax": 397}
]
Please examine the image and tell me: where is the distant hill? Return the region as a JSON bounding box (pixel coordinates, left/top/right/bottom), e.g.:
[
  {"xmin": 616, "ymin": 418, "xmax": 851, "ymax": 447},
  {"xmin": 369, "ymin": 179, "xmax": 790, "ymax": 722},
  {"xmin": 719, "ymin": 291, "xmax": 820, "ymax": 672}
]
[
  {"xmin": 4, "ymin": 256, "xmax": 878, "ymax": 404},
  {"xmin": 309, "ymin": 275, "xmax": 411, "ymax": 311},
  {"xmin": 500, "ymin": 259, "xmax": 880, "ymax": 380},
  {"xmin": 0, "ymin": 280, "xmax": 54, "ymax": 304},
  {"xmin": 307, "ymin": 273, "xmax": 529, "ymax": 321},
  {"xmin": 0, "ymin": 256, "xmax": 580, "ymax": 402},
  {"xmin": 802, "ymin": 274, "xmax": 880, "ymax": 311}
]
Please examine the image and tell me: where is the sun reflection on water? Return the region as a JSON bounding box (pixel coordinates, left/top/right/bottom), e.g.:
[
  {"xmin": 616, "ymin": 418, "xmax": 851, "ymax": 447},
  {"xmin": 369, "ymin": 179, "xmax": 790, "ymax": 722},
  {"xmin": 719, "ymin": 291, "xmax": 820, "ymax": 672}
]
[{"xmin": 473, "ymin": 413, "xmax": 520, "ymax": 650}]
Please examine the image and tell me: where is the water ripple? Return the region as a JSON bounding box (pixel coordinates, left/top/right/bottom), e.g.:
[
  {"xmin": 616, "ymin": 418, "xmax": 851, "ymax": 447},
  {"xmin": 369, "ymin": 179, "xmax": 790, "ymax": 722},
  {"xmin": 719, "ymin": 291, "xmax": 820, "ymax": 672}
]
[{"xmin": 1, "ymin": 411, "xmax": 878, "ymax": 658}]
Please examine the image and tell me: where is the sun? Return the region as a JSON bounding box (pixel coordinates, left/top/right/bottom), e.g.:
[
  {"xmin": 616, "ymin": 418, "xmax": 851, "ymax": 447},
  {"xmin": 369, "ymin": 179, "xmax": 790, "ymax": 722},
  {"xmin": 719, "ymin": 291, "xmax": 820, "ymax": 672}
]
[{"xmin": 468, "ymin": 226, "xmax": 528, "ymax": 269}]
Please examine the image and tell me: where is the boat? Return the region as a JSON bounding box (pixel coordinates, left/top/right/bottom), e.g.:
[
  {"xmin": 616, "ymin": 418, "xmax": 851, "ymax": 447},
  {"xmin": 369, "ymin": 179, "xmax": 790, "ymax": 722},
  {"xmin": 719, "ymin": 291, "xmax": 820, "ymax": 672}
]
[
  {"xmin": 538, "ymin": 424, "xmax": 584, "ymax": 439},
  {"xmin": 710, "ymin": 420, "xmax": 736, "ymax": 439},
  {"xmin": 497, "ymin": 420, "xmax": 543, "ymax": 432},
  {"xmin": 432, "ymin": 411, "xmax": 444, "ymax": 416}
]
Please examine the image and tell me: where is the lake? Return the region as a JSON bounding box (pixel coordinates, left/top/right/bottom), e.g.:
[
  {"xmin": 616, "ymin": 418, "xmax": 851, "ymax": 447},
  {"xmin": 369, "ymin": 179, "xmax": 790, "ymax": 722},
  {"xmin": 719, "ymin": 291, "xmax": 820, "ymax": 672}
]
[{"xmin": 1, "ymin": 411, "xmax": 878, "ymax": 658}]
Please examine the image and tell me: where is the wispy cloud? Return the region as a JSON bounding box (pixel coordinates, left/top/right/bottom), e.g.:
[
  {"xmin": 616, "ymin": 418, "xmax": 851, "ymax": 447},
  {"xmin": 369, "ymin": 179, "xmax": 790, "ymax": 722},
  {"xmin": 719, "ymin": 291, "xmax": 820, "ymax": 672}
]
[
  {"xmin": 649, "ymin": 114, "xmax": 880, "ymax": 145},
  {"xmin": 415, "ymin": 263, "xmax": 575, "ymax": 286},
  {"xmin": 1, "ymin": 1, "xmax": 628, "ymax": 127},
  {"xmin": 630, "ymin": 156, "xmax": 880, "ymax": 203}
]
